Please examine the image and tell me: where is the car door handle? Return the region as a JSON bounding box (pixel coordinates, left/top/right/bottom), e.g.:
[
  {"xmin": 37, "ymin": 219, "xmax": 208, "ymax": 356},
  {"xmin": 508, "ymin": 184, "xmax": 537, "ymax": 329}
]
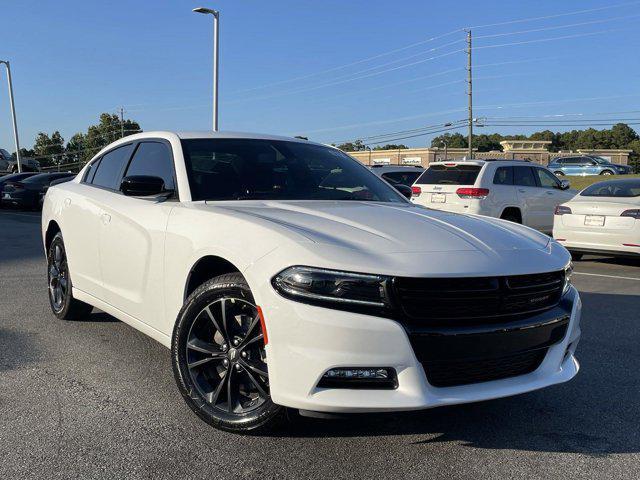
[
  {"xmin": 545, "ymin": 191, "xmax": 554, "ymax": 195},
  {"xmin": 64, "ymin": 198, "xmax": 71, "ymax": 207},
  {"xmin": 518, "ymin": 189, "xmax": 526, "ymax": 193},
  {"xmin": 101, "ymin": 213, "xmax": 111, "ymax": 225}
]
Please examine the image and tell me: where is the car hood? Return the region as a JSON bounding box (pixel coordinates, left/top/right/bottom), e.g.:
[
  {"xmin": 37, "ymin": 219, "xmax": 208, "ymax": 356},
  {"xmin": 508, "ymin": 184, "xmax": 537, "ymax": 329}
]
[{"xmin": 205, "ymin": 200, "xmax": 551, "ymax": 255}]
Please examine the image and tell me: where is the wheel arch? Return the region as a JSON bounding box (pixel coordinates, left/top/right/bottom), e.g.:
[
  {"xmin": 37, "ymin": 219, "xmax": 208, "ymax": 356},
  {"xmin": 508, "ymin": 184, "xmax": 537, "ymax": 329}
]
[
  {"xmin": 183, "ymin": 255, "xmax": 244, "ymax": 301},
  {"xmin": 500, "ymin": 206, "xmax": 522, "ymax": 223},
  {"xmin": 44, "ymin": 220, "xmax": 62, "ymax": 253}
]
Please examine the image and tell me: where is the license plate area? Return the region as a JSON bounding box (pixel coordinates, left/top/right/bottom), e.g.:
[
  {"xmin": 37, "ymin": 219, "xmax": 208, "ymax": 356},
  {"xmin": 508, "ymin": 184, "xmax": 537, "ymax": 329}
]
[
  {"xmin": 431, "ymin": 193, "xmax": 446, "ymax": 203},
  {"xmin": 584, "ymin": 215, "xmax": 605, "ymax": 227}
]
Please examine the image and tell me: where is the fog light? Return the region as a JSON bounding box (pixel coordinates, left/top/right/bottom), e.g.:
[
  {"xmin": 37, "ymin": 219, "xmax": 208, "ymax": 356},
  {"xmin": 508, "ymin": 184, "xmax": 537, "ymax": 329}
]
[{"xmin": 318, "ymin": 367, "xmax": 397, "ymax": 390}]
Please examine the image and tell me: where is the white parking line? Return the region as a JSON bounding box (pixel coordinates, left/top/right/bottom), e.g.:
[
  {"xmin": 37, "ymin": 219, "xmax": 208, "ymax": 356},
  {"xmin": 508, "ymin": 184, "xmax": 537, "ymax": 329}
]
[{"xmin": 574, "ymin": 271, "xmax": 640, "ymax": 281}]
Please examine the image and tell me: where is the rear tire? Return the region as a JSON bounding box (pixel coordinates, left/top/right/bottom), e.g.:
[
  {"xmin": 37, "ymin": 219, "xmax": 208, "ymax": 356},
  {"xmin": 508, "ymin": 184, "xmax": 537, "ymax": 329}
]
[
  {"xmin": 47, "ymin": 232, "xmax": 93, "ymax": 320},
  {"xmin": 172, "ymin": 273, "xmax": 284, "ymax": 433},
  {"xmin": 554, "ymin": 171, "xmax": 564, "ymax": 176},
  {"xmin": 600, "ymin": 170, "xmax": 614, "ymax": 176},
  {"xmin": 570, "ymin": 252, "xmax": 583, "ymax": 261}
]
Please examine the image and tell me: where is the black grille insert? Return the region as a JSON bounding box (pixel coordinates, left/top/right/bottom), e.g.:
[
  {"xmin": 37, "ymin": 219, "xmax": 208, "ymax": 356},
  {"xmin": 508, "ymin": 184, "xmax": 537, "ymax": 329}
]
[
  {"xmin": 394, "ymin": 270, "xmax": 564, "ymax": 326},
  {"xmin": 423, "ymin": 349, "xmax": 548, "ymax": 387}
]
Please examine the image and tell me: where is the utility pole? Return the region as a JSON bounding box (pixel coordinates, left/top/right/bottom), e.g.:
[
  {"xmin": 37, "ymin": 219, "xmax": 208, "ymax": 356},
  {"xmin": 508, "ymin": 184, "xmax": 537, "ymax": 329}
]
[
  {"xmin": 466, "ymin": 29, "xmax": 473, "ymax": 159},
  {"xmin": 0, "ymin": 60, "xmax": 22, "ymax": 172},
  {"xmin": 119, "ymin": 106, "xmax": 125, "ymax": 138}
]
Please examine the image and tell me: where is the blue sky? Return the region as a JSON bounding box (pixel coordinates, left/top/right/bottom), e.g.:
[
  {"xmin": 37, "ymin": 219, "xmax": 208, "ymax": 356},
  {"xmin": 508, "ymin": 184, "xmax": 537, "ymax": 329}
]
[{"xmin": 1, "ymin": 0, "xmax": 639, "ymax": 151}]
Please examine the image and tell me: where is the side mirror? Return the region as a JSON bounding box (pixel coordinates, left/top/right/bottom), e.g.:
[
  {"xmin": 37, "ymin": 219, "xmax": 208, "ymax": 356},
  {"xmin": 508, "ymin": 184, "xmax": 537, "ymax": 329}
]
[
  {"xmin": 393, "ymin": 183, "xmax": 413, "ymax": 200},
  {"xmin": 559, "ymin": 179, "xmax": 570, "ymax": 190},
  {"xmin": 120, "ymin": 175, "xmax": 168, "ymax": 196}
]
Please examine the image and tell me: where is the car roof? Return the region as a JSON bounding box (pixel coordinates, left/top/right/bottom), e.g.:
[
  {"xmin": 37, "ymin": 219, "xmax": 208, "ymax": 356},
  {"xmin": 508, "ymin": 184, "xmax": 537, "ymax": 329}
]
[
  {"xmin": 369, "ymin": 165, "xmax": 425, "ymax": 171},
  {"xmin": 429, "ymin": 159, "xmax": 534, "ymax": 167},
  {"xmin": 119, "ymin": 130, "xmax": 318, "ymax": 145}
]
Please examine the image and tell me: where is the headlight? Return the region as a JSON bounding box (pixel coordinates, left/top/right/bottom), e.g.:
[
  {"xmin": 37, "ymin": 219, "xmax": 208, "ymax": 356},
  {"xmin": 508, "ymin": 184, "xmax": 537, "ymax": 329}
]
[
  {"xmin": 563, "ymin": 262, "xmax": 573, "ymax": 295},
  {"xmin": 272, "ymin": 266, "xmax": 391, "ymax": 310}
]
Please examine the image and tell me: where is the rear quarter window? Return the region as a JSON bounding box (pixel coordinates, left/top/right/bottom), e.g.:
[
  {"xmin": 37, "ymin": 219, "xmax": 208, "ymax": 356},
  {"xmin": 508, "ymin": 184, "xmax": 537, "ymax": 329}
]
[{"xmin": 416, "ymin": 165, "xmax": 481, "ymax": 185}]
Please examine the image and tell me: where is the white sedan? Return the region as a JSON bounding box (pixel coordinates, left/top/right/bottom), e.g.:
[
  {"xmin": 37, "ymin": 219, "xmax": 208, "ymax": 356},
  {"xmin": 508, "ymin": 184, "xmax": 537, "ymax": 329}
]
[
  {"xmin": 42, "ymin": 131, "xmax": 580, "ymax": 433},
  {"xmin": 553, "ymin": 179, "xmax": 640, "ymax": 259}
]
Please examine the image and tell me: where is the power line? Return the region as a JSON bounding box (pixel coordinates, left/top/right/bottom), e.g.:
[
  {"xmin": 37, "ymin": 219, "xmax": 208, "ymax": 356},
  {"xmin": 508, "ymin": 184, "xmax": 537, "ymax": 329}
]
[
  {"xmin": 468, "ymin": 1, "xmax": 640, "ymax": 29},
  {"xmin": 473, "ymin": 28, "xmax": 627, "ymax": 51},
  {"xmin": 224, "ymin": 48, "xmax": 466, "ymax": 104},
  {"xmin": 366, "ymin": 125, "xmax": 468, "ymax": 145},
  {"xmin": 334, "ymin": 119, "xmax": 469, "ymax": 144},
  {"xmin": 474, "ymin": 13, "xmax": 640, "ymax": 40},
  {"xmin": 230, "ymin": 29, "xmax": 463, "ymax": 95}
]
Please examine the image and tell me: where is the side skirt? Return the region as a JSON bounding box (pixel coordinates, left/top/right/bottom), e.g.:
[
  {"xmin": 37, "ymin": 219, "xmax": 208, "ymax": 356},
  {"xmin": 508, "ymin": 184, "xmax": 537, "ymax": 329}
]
[{"xmin": 73, "ymin": 287, "xmax": 172, "ymax": 348}]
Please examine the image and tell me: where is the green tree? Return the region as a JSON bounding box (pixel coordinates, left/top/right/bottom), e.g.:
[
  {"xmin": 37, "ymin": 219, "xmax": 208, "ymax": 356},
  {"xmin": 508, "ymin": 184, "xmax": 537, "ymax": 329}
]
[
  {"xmin": 33, "ymin": 131, "xmax": 65, "ymax": 167},
  {"xmin": 69, "ymin": 113, "xmax": 142, "ymax": 164},
  {"xmin": 335, "ymin": 139, "xmax": 365, "ymax": 151},
  {"xmin": 430, "ymin": 132, "xmax": 467, "ymax": 149},
  {"xmin": 373, "ymin": 144, "xmax": 408, "ymax": 150}
]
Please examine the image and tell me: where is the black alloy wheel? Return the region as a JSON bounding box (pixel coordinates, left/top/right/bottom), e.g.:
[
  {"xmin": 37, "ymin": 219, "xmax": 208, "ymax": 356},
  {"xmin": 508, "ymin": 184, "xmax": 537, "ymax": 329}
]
[
  {"xmin": 47, "ymin": 232, "xmax": 93, "ymax": 320},
  {"xmin": 48, "ymin": 240, "xmax": 68, "ymax": 313},
  {"xmin": 172, "ymin": 273, "xmax": 283, "ymax": 432}
]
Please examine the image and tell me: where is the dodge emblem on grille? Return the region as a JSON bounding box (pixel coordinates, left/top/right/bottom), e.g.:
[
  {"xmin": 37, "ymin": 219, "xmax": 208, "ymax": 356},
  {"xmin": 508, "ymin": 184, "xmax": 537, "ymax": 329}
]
[{"xmin": 529, "ymin": 295, "xmax": 550, "ymax": 304}]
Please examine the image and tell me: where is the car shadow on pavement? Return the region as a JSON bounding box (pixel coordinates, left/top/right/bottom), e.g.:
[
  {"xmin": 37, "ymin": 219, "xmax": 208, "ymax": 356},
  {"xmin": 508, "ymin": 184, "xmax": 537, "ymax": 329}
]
[
  {"xmin": 73, "ymin": 311, "xmax": 121, "ymax": 323},
  {"xmin": 263, "ymin": 291, "xmax": 639, "ymax": 457},
  {"xmin": 580, "ymin": 255, "xmax": 640, "ymax": 268}
]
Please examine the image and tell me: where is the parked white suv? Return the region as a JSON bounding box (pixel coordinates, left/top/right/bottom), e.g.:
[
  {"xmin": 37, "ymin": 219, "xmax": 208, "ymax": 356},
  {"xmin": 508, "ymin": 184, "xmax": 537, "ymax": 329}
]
[
  {"xmin": 411, "ymin": 160, "xmax": 576, "ymax": 234},
  {"xmin": 42, "ymin": 133, "xmax": 580, "ymax": 433}
]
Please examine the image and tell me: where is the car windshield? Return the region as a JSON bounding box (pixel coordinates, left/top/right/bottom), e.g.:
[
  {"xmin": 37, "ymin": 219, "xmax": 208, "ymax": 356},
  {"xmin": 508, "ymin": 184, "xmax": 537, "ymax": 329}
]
[
  {"xmin": 580, "ymin": 180, "xmax": 640, "ymax": 197},
  {"xmin": 592, "ymin": 156, "xmax": 612, "ymax": 165},
  {"xmin": 180, "ymin": 139, "xmax": 406, "ymax": 202},
  {"xmin": 415, "ymin": 164, "xmax": 482, "ymax": 185},
  {"xmin": 0, "ymin": 149, "xmax": 11, "ymax": 159}
]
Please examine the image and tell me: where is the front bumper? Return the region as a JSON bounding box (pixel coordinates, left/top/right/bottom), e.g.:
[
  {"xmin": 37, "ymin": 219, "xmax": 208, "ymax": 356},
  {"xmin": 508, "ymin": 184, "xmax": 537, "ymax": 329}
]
[{"xmin": 259, "ymin": 282, "xmax": 581, "ymax": 413}]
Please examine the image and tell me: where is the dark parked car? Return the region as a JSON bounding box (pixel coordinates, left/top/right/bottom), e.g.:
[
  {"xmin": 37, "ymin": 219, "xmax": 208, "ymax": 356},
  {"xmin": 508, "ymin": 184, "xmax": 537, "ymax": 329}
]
[
  {"xmin": 0, "ymin": 148, "xmax": 41, "ymax": 174},
  {"xmin": 0, "ymin": 172, "xmax": 39, "ymax": 206},
  {"xmin": 548, "ymin": 155, "xmax": 632, "ymax": 176},
  {"xmin": 1, "ymin": 172, "xmax": 76, "ymax": 210}
]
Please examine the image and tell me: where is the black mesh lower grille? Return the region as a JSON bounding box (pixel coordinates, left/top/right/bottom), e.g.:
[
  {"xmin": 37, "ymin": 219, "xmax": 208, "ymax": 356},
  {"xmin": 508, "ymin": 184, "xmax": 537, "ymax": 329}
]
[{"xmin": 423, "ymin": 349, "xmax": 548, "ymax": 387}]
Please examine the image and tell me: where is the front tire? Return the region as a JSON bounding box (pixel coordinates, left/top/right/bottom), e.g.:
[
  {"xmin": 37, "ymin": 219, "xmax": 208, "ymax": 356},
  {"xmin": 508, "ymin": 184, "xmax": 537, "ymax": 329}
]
[
  {"xmin": 570, "ymin": 251, "xmax": 583, "ymax": 261},
  {"xmin": 47, "ymin": 232, "xmax": 93, "ymax": 320},
  {"xmin": 172, "ymin": 273, "xmax": 283, "ymax": 433}
]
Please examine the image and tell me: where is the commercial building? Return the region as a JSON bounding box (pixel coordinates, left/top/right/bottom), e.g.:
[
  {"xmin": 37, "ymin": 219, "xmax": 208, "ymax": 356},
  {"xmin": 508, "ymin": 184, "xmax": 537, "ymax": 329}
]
[{"xmin": 347, "ymin": 140, "xmax": 632, "ymax": 167}]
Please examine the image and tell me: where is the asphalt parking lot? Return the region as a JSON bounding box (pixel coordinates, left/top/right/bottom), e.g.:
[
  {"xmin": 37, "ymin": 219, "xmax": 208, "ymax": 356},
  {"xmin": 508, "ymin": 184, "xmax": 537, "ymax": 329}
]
[{"xmin": 1, "ymin": 209, "xmax": 639, "ymax": 480}]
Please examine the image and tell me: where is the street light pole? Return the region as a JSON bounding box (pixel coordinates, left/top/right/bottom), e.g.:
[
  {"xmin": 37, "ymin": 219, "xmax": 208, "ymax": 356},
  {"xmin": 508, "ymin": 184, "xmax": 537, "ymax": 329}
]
[
  {"xmin": 193, "ymin": 7, "xmax": 220, "ymax": 132},
  {"xmin": 0, "ymin": 60, "xmax": 22, "ymax": 173}
]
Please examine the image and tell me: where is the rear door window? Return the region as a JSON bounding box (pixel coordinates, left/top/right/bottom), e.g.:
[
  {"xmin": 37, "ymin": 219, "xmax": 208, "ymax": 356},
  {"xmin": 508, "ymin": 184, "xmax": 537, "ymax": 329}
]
[
  {"xmin": 91, "ymin": 144, "xmax": 134, "ymax": 190},
  {"xmin": 493, "ymin": 166, "xmax": 513, "ymax": 185},
  {"xmin": 416, "ymin": 164, "xmax": 481, "ymax": 185},
  {"xmin": 124, "ymin": 142, "xmax": 175, "ymax": 191},
  {"xmin": 513, "ymin": 166, "xmax": 537, "ymax": 187}
]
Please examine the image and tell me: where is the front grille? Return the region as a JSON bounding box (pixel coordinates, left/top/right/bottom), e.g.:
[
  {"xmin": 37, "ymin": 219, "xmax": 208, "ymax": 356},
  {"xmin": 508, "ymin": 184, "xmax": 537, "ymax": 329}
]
[
  {"xmin": 394, "ymin": 270, "xmax": 564, "ymax": 326},
  {"xmin": 423, "ymin": 349, "xmax": 548, "ymax": 387}
]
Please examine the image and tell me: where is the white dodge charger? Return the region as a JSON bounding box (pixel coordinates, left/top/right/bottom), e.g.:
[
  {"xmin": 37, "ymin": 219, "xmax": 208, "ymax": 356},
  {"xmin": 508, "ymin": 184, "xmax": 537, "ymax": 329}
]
[{"xmin": 42, "ymin": 131, "xmax": 581, "ymax": 433}]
